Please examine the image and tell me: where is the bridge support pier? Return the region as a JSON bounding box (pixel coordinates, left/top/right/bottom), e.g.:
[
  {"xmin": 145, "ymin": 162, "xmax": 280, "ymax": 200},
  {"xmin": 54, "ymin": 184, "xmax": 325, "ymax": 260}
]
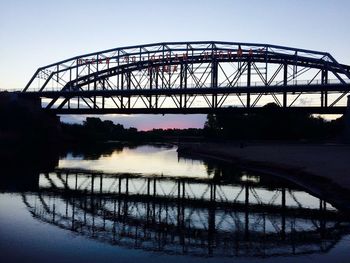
[{"xmin": 0, "ymin": 92, "xmax": 61, "ymax": 144}]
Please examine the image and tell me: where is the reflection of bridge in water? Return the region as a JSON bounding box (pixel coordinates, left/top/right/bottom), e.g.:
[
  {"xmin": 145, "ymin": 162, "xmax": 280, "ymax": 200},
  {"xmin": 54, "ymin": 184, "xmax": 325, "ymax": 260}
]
[{"xmin": 23, "ymin": 168, "xmax": 350, "ymax": 258}]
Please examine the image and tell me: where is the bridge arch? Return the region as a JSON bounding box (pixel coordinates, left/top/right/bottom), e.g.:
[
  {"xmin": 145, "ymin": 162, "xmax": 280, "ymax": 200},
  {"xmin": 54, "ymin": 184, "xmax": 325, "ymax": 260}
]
[{"xmin": 22, "ymin": 41, "xmax": 350, "ymax": 114}]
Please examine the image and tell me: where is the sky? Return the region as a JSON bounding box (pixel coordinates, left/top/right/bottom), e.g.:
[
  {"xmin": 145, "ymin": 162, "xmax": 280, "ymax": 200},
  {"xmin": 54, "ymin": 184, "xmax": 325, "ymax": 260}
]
[{"xmin": 1, "ymin": 0, "xmax": 349, "ymax": 130}]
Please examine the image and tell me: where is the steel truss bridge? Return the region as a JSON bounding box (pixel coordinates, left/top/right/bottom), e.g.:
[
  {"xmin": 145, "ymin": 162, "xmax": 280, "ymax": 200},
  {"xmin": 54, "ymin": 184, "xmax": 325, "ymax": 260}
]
[
  {"xmin": 22, "ymin": 169, "xmax": 349, "ymax": 258},
  {"xmin": 20, "ymin": 41, "xmax": 350, "ymax": 114}
]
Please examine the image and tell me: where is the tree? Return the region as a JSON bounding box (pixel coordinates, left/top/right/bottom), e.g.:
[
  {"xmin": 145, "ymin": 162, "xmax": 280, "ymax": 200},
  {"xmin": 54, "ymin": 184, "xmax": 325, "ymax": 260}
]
[
  {"xmin": 204, "ymin": 113, "xmax": 220, "ymax": 137},
  {"xmin": 203, "ymin": 103, "xmax": 344, "ymax": 140}
]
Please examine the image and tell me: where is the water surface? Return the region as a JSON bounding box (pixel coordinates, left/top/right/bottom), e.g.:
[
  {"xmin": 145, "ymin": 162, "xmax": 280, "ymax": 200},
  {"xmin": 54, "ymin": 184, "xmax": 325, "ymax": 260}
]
[{"xmin": 1, "ymin": 143, "xmax": 349, "ymax": 262}]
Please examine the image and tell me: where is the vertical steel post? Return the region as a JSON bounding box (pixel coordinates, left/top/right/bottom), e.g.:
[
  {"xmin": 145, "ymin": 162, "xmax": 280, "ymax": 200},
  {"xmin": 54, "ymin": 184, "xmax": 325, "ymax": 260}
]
[
  {"xmin": 149, "ymin": 68, "xmax": 153, "ymax": 108},
  {"xmin": 208, "ymin": 204, "xmax": 216, "ymax": 256},
  {"xmin": 102, "ymin": 79, "xmax": 105, "ymax": 109},
  {"xmin": 52, "ymin": 203, "xmax": 56, "ymax": 223},
  {"xmin": 121, "ymin": 73, "xmax": 124, "ymax": 108},
  {"xmin": 283, "ymin": 63, "xmax": 288, "ymax": 108},
  {"xmin": 210, "ymin": 183, "xmax": 216, "ymax": 202},
  {"xmin": 180, "ymin": 63, "xmax": 183, "ymax": 109},
  {"xmin": 100, "ymin": 174, "xmax": 103, "ymax": 194},
  {"xmin": 118, "ymin": 177, "xmax": 122, "ymax": 195},
  {"xmin": 68, "ymin": 68, "xmax": 71, "ymax": 109},
  {"xmin": 155, "ymin": 68, "xmax": 159, "ymax": 109},
  {"xmin": 211, "ymin": 59, "xmax": 218, "ymax": 108},
  {"xmin": 75, "ymin": 173, "xmax": 78, "ymax": 191},
  {"xmin": 147, "ymin": 178, "xmax": 151, "ymax": 196},
  {"xmin": 94, "ymin": 56, "xmax": 98, "ymax": 109},
  {"xmin": 245, "ymin": 183, "xmax": 249, "ymax": 240},
  {"xmin": 71, "ymin": 198, "xmax": 75, "ymax": 230},
  {"xmin": 87, "ymin": 64, "xmax": 90, "ymax": 91},
  {"xmin": 113, "ymin": 199, "xmax": 116, "ymax": 241},
  {"xmin": 322, "ymin": 69, "xmax": 328, "ymax": 107},
  {"xmin": 91, "ymin": 174, "xmax": 95, "ymax": 194},
  {"xmin": 247, "ymin": 61, "xmax": 251, "ymax": 108},
  {"xmin": 93, "ymin": 79, "xmax": 97, "ymax": 109},
  {"xmin": 184, "ymin": 63, "xmax": 187, "ymax": 108},
  {"xmin": 84, "ymin": 195, "xmax": 87, "ymax": 224},
  {"xmin": 281, "ymin": 187, "xmax": 286, "ymax": 240},
  {"xmin": 127, "ymin": 72, "xmax": 131, "ymax": 109},
  {"xmin": 125, "ymin": 177, "xmax": 129, "ymax": 195},
  {"xmin": 182, "ymin": 180, "xmax": 185, "ymax": 199},
  {"xmin": 153, "ymin": 178, "xmax": 157, "ymax": 197}
]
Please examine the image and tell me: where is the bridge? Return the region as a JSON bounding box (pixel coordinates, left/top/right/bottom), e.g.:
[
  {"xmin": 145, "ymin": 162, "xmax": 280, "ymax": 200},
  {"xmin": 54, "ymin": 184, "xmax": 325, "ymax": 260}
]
[
  {"xmin": 19, "ymin": 41, "xmax": 350, "ymax": 114},
  {"xmin": 22, "ymin": 169, "xmax": 349, "ymax": 257}
]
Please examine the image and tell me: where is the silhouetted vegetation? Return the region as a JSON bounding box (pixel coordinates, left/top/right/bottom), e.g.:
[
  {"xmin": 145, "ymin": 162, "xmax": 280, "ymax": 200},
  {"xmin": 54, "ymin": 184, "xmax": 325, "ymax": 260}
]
[
  {"xmin": 204, "ymin": 103, "xmax": 345, "ymax": 140},
  {"xmin": 62, "ymin": 117, "xmax": 138, "ymax": 142},
  {"xmin": 62, "ymin": 117, "xmax": 203, "ymax": 143},
  {"xmin": 142, "ymin": 127, "xmax": 203, "ymax": 141},
  {"xmin": 1, "ymin": 92, "xmax": 346, "ymax": 145},
  {"xmin": 0, "ymin": 92, "xmax": 61, "ymax": 146}
]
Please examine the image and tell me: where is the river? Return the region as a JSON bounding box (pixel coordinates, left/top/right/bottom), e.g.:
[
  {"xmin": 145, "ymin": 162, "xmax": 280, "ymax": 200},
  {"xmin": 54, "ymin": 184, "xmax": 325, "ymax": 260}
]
[{"xmin": 0, "ymin": 143, "xmax": 349, "ymax": 262}]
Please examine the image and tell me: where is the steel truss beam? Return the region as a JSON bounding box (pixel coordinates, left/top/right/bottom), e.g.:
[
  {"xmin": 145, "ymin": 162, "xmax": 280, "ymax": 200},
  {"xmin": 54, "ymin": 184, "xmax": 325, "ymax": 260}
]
[{"xmin": 21, "ymin": 41, "xmax": 350, "ymax": 114}]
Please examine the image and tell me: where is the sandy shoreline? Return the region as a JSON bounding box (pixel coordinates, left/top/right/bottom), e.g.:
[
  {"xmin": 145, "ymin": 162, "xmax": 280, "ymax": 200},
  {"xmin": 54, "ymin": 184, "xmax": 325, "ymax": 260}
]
[{"xmin": 178, "ymin": 142, "xmax": 350, "ymax": 213}]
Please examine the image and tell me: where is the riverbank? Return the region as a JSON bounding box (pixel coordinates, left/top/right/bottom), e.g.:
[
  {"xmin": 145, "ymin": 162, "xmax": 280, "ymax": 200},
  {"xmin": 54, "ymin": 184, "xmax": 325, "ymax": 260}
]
[{"xmin": 178, "ymin": 142, "xmax": 350, "ymax": 213}]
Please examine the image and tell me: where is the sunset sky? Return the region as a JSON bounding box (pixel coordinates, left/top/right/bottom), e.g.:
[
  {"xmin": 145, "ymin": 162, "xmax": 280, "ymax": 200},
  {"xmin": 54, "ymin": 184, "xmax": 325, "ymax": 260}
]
[{"xmin": 1, "ymin": 0, "xmax": 349, "ymax": 130}]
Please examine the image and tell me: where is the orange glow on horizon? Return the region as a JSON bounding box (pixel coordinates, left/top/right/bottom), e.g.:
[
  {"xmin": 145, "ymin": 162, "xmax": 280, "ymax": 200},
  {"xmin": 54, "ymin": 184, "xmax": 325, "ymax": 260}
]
[{"xmin": 138, "ymin": 121, "xmax": 202, "ymax": 131}]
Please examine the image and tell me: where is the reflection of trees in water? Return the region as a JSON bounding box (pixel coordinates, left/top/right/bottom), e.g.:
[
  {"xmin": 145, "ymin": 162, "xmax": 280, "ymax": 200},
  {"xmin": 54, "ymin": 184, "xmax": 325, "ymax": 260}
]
[
  {"xmin": 0, "ymin": 145, "xmax": 59, "ymax": 192},
  {"xmin": 179, "ymin": 152, "xmax": 304, "ymax": 191},
  {"xmin": 0, "ymin": 143, "xmax": 173, "ymax": 191},
  {"xmin": 178, "ymin": 152, "xmax": 243, "ymax": 180},
  {"xmin": 20, "ymin": 170, "xmax": 350, "ymax": 258},
  {"xmin": 62, "ymin": 142, "xmax": 173, "ymax": 160},
  {"xmin": 0, "ymin": 144, "xmax": 59, "ymax": 172},
  {"xmin": 62, "ymin": 142, "xmax": 125, "ymax": 160}
]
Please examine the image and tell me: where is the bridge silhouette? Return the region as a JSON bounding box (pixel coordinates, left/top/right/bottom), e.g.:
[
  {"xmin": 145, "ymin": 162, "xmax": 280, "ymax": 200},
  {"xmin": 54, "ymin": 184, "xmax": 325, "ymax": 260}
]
[
  {"xmin": 20, "ymin": 41, "xmax": 350, "ymax": 114},
  {"xmin": 22, "ymin": 168, "xmax": 349, "ymax": 258}
]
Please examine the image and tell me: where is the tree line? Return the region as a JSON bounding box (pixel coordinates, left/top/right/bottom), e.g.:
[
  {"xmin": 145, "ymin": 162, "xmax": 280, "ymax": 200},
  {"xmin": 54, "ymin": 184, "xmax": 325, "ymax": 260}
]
[
  {"xmin": 62, "ymin": 117, "xmax": 203, "ymax": 143},
  {"xmin": 203, "ymin": 103, "xmax": 345, "ymax": 140},
  {"xmin": 1, "ymin": 90, "xmax": 346, "ymax": 144}
]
